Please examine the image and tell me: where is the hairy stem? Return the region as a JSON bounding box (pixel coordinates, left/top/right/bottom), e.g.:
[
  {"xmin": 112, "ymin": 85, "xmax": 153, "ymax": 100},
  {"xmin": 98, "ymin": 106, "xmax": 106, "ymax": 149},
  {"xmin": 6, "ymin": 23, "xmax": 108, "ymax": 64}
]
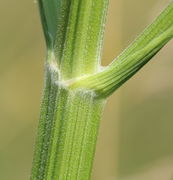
[
  {"xmin": 31, "ymin": 64, "xmax": 106, "ymax": 180},
  {"xmin": 31, "ymin": 1, "xmax": 173, "ymax": 180}
]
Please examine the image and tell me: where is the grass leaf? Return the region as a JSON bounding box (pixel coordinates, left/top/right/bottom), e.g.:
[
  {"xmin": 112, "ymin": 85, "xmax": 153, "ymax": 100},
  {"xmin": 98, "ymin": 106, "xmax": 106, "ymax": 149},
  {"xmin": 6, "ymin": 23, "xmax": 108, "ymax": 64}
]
[{"xmin": 70, "ymin": 2, "xmax": 173, "ymax": 98}]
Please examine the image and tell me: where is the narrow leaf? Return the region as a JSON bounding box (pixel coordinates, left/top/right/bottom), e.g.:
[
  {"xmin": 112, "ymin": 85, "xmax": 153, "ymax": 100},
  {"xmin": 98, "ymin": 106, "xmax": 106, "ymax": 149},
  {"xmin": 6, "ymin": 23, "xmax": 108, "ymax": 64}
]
[
  {"xmin": 70, "ymin": 2, "xmax": 173, "ymax": 98},
  {"xmin": 38, "ymin": 0, "xmax": 61, "ymax": 48}
]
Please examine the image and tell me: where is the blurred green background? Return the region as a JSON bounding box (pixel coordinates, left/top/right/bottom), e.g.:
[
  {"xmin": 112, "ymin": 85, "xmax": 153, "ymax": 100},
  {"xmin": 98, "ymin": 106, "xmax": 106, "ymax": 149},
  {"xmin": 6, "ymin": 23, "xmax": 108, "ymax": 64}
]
[{"xmin": 0, "ymin": 0, "xmax": 173, "ymax": 179}]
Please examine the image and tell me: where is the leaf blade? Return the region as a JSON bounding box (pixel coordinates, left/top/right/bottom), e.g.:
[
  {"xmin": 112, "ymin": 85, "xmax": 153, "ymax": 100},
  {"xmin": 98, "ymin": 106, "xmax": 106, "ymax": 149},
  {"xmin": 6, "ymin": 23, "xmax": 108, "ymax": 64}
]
[
  {"xmin": 38, "ymin": 0, "xmax": 61, "ymax": 48},
  {"xmin": 69, "ymin": 2, "xmax": 173, "ymax": 98}
]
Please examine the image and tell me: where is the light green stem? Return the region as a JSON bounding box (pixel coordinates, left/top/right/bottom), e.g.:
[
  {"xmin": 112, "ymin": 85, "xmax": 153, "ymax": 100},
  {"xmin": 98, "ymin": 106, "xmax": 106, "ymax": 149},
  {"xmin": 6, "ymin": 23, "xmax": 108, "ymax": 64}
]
[
  {"xmin": 31, "ymin": 1, "xmax": 173, "ymax": 180},
  {"xmin": 31, "ymin": 66, "xmax": 105, "ymax": 180},
  {"xmin": 31, "ymin": 1, "xmax": 109, "ymax": 179}
]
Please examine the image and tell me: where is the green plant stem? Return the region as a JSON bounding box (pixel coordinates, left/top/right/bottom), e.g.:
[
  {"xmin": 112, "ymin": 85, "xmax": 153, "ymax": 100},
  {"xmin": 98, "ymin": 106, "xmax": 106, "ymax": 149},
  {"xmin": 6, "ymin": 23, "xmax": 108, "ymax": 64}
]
[
  {"xmin": 31, "ymin": 65, "xmax": 105, "ymax": 180},
  {"xmin": 31, "ymin": 1, "xmax": 109, "ymax": 179},
  {"xmin": 31, "ymin": 1, "xmax": 173, "ymax": 180}
]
